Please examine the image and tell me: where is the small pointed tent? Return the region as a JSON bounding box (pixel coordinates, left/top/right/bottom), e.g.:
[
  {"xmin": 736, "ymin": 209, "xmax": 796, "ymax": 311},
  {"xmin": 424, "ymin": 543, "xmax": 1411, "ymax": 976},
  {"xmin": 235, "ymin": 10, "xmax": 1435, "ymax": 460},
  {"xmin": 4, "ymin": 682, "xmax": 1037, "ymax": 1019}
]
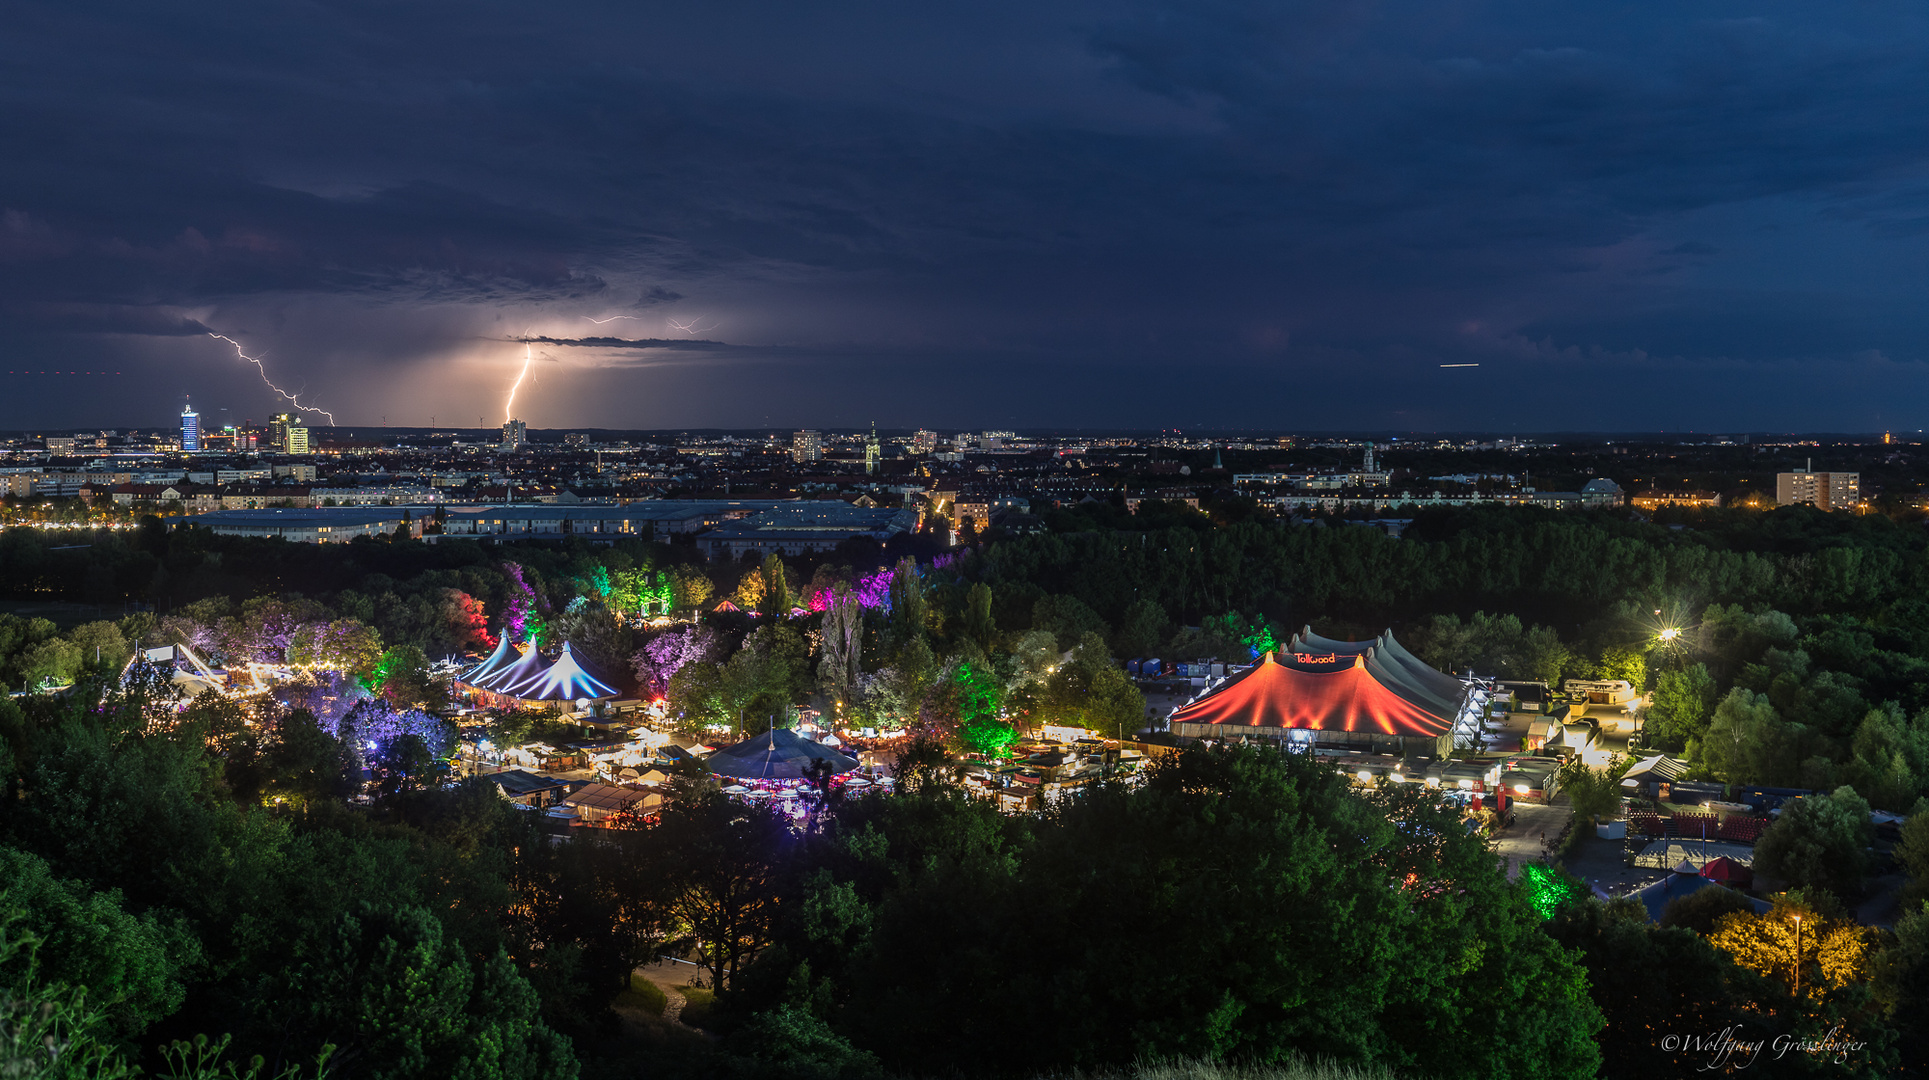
[
  {"xmin": 461, "ymin": 635, "xmax": 517, "ymax": 687},
  {"xmin": 708, "ymin": 728, "xmax": 857, "ymax": 780},
  {"xmin": 485, "ymin": 643, "xmax": 552, "ymax": 696},
  {"xmin": 515, "ymin": 642, "xmax": 620, "ymax": 702}
]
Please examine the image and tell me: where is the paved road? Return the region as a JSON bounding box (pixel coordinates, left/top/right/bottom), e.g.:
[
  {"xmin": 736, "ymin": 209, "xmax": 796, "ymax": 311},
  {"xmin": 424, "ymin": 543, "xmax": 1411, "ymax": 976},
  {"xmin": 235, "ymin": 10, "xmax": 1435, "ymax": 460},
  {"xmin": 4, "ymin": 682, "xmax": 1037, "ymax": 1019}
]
[{"xmin": 1493, "ymin": 795, "xmax": 1572, "ymax": 880}]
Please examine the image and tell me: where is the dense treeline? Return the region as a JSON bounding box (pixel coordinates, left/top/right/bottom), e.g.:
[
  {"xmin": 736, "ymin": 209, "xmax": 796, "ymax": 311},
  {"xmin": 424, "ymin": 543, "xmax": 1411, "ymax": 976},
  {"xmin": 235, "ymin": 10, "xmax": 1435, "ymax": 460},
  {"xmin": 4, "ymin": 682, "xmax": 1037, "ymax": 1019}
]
[
  {"xmin": 975, "ymin": 502, "xmax": 1929, "ymax": 634},
  {"xmin": 0, "ymin": 667, "xmax": 1608, "ymax": 1078},
  {"xmin": 7, "ymin": 670, "xmax": 1924, "ymax": 1078},
  {"xmin": 6, "ymin": 505, "xmax": 1929, "ymax": 1076}
]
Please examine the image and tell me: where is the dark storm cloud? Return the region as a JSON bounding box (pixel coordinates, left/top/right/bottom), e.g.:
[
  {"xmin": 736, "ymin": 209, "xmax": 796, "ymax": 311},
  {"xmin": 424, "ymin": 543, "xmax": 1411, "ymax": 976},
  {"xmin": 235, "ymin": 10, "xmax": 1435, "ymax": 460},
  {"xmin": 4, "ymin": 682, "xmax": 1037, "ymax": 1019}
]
[{"xmin": 6, "ymin": 0, "xmax": 1929, "ymax": 428}]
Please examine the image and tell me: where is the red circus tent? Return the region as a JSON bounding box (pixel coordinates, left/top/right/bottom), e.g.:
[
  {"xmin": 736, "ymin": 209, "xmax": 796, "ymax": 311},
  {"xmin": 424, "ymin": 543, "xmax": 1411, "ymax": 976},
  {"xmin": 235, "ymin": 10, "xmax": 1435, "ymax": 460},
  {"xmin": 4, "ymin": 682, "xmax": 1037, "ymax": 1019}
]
[
  {"xmin": 1698, "ymin": 856, "xmax": 1753, "ymax": 887},
  {"xmin": 1169, "ymin": 649, "xmax": 1455, "ymax": 748}
]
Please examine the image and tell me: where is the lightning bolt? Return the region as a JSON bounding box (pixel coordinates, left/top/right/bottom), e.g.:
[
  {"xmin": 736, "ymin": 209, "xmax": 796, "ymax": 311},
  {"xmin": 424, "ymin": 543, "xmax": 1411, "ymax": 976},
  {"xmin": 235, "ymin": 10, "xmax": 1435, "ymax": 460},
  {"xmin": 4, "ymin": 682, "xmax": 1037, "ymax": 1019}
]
[
  {"xmin": 580, "ymin": 314, "xmax": 639, "ymax": 324},
  {"xmin": 207, "ymin": 333, "xmax": 336, "ymax": 424},
  {"xmin": 505, "ymin": 340, "xmax": 532, "ymax": 424},
  {"xmin": 667, "ymin": 316, "xmax": 719, "ymax": 334}
]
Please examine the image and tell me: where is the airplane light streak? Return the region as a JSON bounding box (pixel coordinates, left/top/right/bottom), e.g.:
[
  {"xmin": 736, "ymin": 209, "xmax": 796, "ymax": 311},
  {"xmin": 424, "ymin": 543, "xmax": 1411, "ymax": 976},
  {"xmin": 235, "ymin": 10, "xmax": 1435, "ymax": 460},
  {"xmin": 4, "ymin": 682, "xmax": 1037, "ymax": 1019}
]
[{"xmin": 208, "ymin": 334, "xmax": 336, "ymax": 424}]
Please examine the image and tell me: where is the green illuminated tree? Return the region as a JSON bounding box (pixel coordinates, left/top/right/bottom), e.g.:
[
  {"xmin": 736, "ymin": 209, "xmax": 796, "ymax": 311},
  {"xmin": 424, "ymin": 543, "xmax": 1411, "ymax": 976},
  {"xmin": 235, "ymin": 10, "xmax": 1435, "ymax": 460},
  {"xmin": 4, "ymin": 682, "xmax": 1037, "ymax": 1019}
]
[
  {"xmin": 951, "ymin": 661, "xmax": 1014, "ymax": 758},
  {"xmin": 370, "ymin": 645, "xmax": 440, "ymax": 709}
]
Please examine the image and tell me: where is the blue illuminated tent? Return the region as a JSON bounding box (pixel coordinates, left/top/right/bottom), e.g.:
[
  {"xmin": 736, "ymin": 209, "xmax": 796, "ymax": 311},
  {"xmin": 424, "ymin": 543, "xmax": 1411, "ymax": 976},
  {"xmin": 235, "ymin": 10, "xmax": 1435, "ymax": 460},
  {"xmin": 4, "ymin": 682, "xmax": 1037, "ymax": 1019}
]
[
  {"xmin": 461, "ymin": 635, "xmax": 517, "ymax": 687},
  {"xmin": 514, "ymin": 642, "xmax": 620, "ymax": 702},
  {"xmin": 484, "ymin": 643, "xmax": 551, "ymax": 696}
]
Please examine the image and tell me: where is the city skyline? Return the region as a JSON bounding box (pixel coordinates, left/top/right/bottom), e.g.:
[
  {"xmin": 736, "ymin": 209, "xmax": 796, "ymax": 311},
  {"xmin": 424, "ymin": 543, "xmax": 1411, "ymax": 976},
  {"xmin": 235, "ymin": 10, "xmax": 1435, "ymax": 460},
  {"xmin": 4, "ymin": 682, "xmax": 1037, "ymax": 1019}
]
[{"xmin": 9, "ymin": 3, "xmax": 1929, "ymax": 432}]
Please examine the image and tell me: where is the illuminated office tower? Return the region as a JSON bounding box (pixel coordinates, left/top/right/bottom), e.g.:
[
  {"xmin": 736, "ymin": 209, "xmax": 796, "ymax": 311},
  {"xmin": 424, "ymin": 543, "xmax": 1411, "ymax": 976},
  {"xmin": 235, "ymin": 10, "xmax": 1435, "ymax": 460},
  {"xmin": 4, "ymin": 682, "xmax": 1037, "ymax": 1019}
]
[
  {"xmin": 180, "ymin": 403, "xmax": 200, "ymax": 451},
  {"xmin": 501, "ymin": 419, "xmax": 528, "ymax": 451},
  {"xmin": 285, "ymin": 425, "xmax": 310, "ymax": 455},
  {"xmin": 791, "ymin": 429, "xmax": 822, "ymax": 462}
]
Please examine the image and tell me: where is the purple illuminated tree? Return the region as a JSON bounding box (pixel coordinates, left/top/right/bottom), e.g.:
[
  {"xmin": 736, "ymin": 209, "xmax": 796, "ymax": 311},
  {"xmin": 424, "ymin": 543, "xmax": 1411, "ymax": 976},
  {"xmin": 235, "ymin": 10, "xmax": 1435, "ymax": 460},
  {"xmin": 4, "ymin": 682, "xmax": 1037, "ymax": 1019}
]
[
  {"xmin": 340, "ymin": 698, "xmax": 455, "ymax": 766},
  {"xmin": 500, "ymin": 561, "xmax": 547, "ymax": 644},
  {"xmin": 632, "ymin": 627, "xmax": 720, "ymax": 696},
  {"xmin": 853, "ymin": 567, "xmax": 894, "ymax": 611},
  {"xmin": 278, "ymin": 671, "xmax": 373, "ymax": 737}
]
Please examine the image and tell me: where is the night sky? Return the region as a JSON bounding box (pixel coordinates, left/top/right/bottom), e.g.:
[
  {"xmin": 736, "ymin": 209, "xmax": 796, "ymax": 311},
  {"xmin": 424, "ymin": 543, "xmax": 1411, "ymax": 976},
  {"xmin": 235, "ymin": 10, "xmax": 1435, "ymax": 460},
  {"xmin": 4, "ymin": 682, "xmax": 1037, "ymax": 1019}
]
[{"xmin": 7, "ymin": 1, "xmax": 1929, "ymax": 433}]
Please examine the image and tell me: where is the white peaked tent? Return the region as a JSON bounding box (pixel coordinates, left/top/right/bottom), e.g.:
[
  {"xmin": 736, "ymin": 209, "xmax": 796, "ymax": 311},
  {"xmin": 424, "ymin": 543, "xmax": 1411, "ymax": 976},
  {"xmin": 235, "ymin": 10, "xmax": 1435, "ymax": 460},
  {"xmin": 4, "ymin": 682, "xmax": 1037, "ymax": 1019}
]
[
  {"xmin": 514, "ymin": 642, "xmax": 620, "ymax": 702},
  {"xmin": 485, "ymin": 643, "xmax": 553, "ymax": 696},
  {"xmin": 461, "ymin": 636, "xmax": 518, "ymax": 687}
]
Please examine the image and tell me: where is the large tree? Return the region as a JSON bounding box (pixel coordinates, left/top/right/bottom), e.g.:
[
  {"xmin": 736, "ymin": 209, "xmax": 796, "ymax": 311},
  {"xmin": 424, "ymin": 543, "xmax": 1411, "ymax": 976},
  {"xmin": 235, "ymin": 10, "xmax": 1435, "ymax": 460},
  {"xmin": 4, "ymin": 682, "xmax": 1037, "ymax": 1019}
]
[
  {"xmin": 650, "ymin": 792, "xmax": 791, "ymax": 993},
  {"xmin": 1753, "ymin": 786, "xmax": 1876, "ymax": 896}
]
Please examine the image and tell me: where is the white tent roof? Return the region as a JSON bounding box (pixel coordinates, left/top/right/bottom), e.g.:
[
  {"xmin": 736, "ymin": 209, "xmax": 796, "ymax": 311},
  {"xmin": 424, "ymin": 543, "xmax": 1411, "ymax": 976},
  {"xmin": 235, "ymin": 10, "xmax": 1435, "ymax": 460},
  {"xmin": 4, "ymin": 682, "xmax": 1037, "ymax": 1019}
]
[
  {"xmin": 514, "ymin": 642, "xmax": 620, "ymax": 701},
  {"xmin": 484, "ymin": 644, "xmax": 552, "ymax": 695},
  {"xmin": 462, "ymin": 635, "xmax": 518, "ymax": 686}
]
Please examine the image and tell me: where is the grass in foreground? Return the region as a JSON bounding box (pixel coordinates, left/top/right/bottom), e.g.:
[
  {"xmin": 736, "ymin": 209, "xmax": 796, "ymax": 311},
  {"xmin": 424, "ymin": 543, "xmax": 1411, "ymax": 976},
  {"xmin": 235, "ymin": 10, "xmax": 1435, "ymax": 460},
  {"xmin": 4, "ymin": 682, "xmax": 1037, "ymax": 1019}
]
[{"xmin": 1050, "ymin": 1061, "xmax": 1407, "ymax": 1080}]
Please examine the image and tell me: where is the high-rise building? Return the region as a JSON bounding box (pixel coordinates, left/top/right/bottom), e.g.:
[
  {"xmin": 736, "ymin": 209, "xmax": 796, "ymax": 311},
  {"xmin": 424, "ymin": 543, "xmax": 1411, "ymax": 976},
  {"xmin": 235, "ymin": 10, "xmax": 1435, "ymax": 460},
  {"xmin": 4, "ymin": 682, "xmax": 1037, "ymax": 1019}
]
[
  {"xmin": 910, "ymin": 429, "xmax": 937, "ymax": 455},
  {"xmin": 180, "ymin": 403, "xmax": 200, "ymax": 452},
  {"xmin": 1777, "ymin": 463, "xmax": 1859, "ymax": 510},
  {"xmin": 864, "ymin": 422, "xmax": 881, "ymax": 474},
  {"xmin": 285, "ymin": 425, "xmax": 310, "ymax": 455},
  {"xmin": 269, "ymin": 413, "xmax": 294, "ymax": 451},
  {"xmin": 501, "ymin": 419, "xmax": 527, "ymax": 452},
  {"xmin": 791, "ymin": 429, "xmax": 822, "ymax": 462}
]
